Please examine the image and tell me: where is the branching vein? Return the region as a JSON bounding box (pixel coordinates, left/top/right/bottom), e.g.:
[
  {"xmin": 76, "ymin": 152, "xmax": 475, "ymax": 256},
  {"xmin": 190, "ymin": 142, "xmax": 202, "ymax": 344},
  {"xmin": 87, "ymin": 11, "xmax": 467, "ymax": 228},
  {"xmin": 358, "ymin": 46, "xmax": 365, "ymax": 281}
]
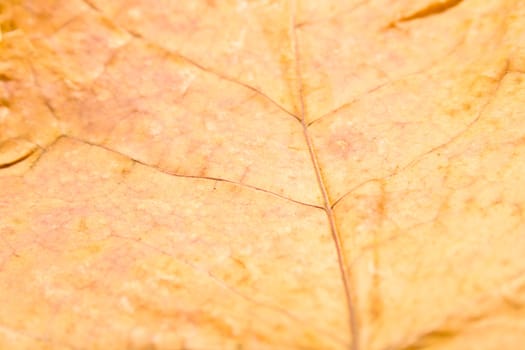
[{"xmin": 291, "ymin": 2, "xmax": 359, "ymax": 349}]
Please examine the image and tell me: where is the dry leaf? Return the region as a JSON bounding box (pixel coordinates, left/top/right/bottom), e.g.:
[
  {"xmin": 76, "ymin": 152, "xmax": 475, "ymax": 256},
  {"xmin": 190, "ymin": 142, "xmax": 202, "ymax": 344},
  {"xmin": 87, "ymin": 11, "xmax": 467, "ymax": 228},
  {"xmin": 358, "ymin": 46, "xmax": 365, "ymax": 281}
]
[{"xmin": 1, "ymin": 0, "xmax": 525, "ymax": 349}]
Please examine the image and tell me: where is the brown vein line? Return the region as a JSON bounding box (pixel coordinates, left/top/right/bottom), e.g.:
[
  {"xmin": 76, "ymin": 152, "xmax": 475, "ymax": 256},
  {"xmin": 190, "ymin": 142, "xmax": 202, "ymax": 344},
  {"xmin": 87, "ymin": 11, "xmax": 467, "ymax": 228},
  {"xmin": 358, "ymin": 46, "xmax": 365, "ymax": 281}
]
[
  {"xmin": 291, "ymin": 4, "xmax": 358, "ymax": 350},
  {"xmin": 331, "ymin": 178, "xmax": 382, "ymax": 209},
  {"xmin": 37, "ymin": 135, "xmax": 322, "ymax": 210},
  {"xmin": 167, "ymin": 173, "xmax": 324, "ymax": 209},
  {"xmin": 332, "ymin": 61, "xmax": 510, "ymax": 208},
  {"xmin": 80, "ymin": 0, "xmax": 300, "ymax": 123},
  {"xmin": 130, "ymin": 30, "xmax": 300, "ymax": 122},
  {"xmin": 307, "ymin": 82, "xmax": 386, "ymax": 127},
  {"xmin": 307, "ymin": 37, "xmax": 467, "ymax": 127}
]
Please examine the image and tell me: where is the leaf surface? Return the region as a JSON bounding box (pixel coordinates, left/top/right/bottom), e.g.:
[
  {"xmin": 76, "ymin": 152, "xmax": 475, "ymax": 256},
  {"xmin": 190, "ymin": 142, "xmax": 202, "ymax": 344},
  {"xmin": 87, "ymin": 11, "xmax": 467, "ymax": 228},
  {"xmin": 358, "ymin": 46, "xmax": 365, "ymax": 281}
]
[{"xmin": 1, "ymin": 0, "xmax": 525, "ymax": 349}]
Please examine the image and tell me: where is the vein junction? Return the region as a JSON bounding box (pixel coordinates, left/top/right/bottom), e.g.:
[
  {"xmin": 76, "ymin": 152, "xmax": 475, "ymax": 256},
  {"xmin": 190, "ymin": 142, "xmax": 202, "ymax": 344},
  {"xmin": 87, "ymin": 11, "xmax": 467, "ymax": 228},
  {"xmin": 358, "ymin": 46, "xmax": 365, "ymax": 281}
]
[{"xmin": 290, "ymin": 3, "xmax": 359, "ymax": 349}]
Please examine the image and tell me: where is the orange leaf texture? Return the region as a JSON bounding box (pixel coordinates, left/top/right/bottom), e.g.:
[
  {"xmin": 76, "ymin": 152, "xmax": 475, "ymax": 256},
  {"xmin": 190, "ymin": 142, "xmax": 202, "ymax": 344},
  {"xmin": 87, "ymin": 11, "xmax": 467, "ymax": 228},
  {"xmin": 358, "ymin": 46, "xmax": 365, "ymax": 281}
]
[{"xmin": 1, "ymin": 0, "xmax": 525, "ymax": 349}]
